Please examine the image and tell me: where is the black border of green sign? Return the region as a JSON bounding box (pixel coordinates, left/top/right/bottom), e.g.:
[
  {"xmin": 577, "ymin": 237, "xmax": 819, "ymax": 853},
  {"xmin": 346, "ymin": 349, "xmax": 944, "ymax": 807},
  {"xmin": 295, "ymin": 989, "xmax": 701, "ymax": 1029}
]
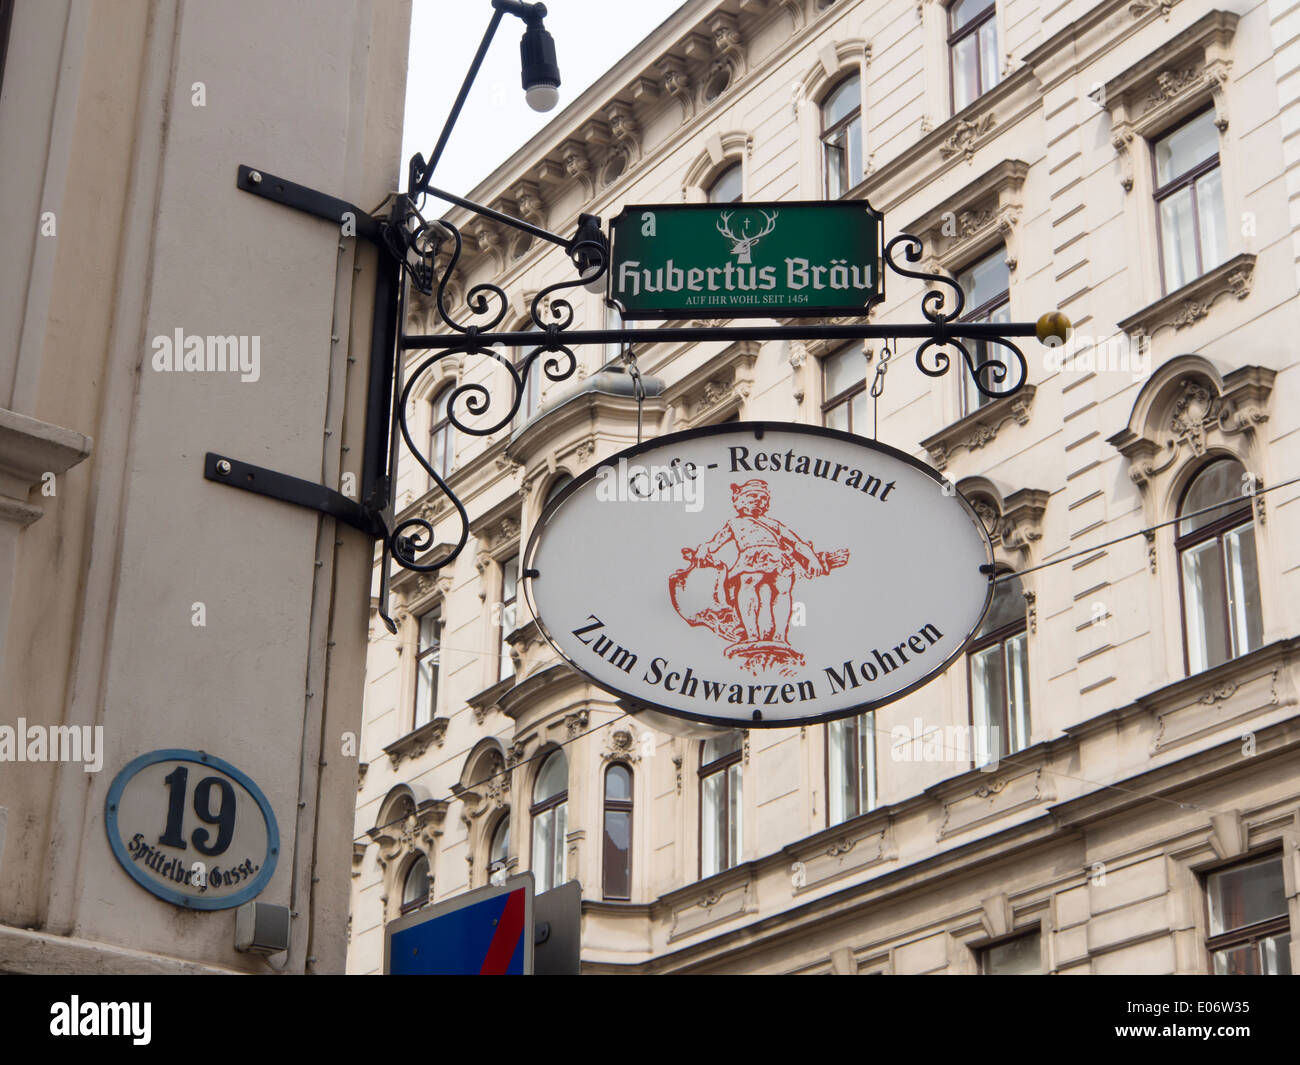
[{"xmin": 606, "ymin": 200, "xmax": 885, "ymax": 321}]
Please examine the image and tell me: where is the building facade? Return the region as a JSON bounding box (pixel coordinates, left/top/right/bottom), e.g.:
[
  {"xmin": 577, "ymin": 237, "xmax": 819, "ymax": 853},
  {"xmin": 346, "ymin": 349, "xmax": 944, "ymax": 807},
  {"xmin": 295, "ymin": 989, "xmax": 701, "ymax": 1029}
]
[
  {"xmin": 1, "ymin": 0, "xmax": 410, "ymax": 973},
  {"xmin": 349, "ymin": 0, "xmax": 1300, "ymax": 974}
]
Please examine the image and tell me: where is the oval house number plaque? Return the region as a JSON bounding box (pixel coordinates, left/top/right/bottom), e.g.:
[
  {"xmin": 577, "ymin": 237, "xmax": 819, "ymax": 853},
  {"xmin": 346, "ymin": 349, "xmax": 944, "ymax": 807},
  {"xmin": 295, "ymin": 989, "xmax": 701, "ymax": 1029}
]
[{"xmin": 524, "ymin": 422, "xmax": 994, "ymax": 728}]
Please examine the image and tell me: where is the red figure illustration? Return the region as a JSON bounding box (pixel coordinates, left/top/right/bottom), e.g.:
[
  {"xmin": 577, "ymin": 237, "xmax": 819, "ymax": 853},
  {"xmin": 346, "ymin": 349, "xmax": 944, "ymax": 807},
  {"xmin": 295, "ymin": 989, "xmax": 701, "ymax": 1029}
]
[{"xmin": 669, "ymin": 479, "xmax": 849, "ymax": 675}]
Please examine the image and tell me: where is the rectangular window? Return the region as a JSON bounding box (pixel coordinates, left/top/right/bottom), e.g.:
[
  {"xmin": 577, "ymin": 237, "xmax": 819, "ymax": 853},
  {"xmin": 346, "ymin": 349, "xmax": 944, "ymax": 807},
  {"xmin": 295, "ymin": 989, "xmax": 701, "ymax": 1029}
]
[
  {"xmin": 828, "ymin": 714, "xmax": 876, "ymax": 824},
  {"xmin": 949, "ymin": 0, "xmax": 999, "ymax": 114},
  {"xmin": 414, "ymin": 609, "xmax": 441, "ymax": 729},
  {"xmin": 1153, "ymin": 109, "xmax": 1227, "ymax": 294},
  {"xmin": 955, "ymin": 249, "xmax": 1011, "ymax": 417},
  {"xmin": 981, "ymin": 930, "xmax": 1041, "ymax": 974},
  {"xmin": 700, "ymin": 735, "xmax": 743, "ymax": 879},
  {"xmin": 1205, "ymin": 854, "xmax": 1291, "ymax": 974},
  {"xmin": 821, "ymin": 345, "xmax": 868, "ymax": 433},
  {"xmin": 499, "ymin": 555, "xmax": 518, "ymax": 683}
]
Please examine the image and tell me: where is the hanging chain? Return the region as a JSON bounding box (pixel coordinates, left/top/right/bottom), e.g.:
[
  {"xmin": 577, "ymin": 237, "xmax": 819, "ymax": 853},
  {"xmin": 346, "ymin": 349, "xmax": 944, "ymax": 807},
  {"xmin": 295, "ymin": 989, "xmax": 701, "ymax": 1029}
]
[
  {"xmin": 622, "ymin": 343, "xmax": 645, "ymax": 444},
  {"xmin": 869, "ymin": 343, "xmax": 891, "ymax": 439}
]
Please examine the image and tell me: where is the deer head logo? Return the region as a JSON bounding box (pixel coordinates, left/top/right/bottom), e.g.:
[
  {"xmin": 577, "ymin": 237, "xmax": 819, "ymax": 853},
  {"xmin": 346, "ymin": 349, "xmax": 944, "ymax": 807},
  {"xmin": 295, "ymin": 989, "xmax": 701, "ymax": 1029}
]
[{"xmin": 717, "ymin": 209, "xmax": 778, "ymax": 265}]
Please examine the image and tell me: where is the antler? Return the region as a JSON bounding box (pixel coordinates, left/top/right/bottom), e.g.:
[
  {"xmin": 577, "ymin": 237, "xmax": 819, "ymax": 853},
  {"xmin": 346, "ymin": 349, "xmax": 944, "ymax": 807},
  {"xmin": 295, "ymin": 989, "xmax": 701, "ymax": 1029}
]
[
  {"xmin": 716, "ymin": 211, "xmax": 737, "ymax": 242},
  {"xmin": 756, "ymin": 210, "xmax": 779, "ymax": 238}
]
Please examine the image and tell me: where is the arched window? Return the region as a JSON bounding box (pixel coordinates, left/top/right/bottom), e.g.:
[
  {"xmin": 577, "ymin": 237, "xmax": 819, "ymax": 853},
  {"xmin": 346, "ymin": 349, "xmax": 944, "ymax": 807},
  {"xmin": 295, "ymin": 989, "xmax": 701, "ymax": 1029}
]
[
  {"xmin": 400, "ymin": 853, "xmax": 431, "ymax": 914},
  {"xmin": 699, "ymin": 733, "xmax": 742, "ymax": 878},
  {"xmin": 602, "ymin": 764, "xmax": 633, "ymax": 899},
  {"xmin": 707, "ymin": 162, "xmax": 743, "ymax": 204},
  {"xmin": 488, "ymin": 814, "xmax": 510, "ymax": 885},
  {"xmin": 821, "ymin": 75, "xmax": 863, "ymax": 198},
  {"xmin": 531, "ymin": 749, "xmax": 568, "ymax": 892},
  {"xmin": 969, "ymin": 572, "xmax": 1029, "ymax": 766},
  {"xmin": 827, "ymin": 713, "xmax": 875, "ymax": 824},
  {"xmin": 1177, "ymin": 458, "xmax": 1263, "ymax": 674},
  {"xmin": 428, "ymin": 386, "xmax": 456, "ymax": 485}
]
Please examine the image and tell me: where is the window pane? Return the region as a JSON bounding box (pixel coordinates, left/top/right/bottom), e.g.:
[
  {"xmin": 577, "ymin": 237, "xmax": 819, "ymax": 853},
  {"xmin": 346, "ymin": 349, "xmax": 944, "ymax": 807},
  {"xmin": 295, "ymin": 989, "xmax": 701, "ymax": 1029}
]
[
  {"xmin": 950, "ymin": 0, "xmax": 992, "ymax": 33},
  {"xmin": 605, "ymin": 764, "xmax": 632, "ymax": 801},
  {"xmin": 978, "ymin": 576, "xmax": 1025, "ymax": 637},
  {"xmin": 952, "ymin": 35, "xmax": 980, "ymax": 113},
  {"xmin": 1180, "ymin": 459, "xmax": 1248, "ymax": 535},
  {"xmin": 825, "ymin": 401, "xmax": 849, "ymax": 432},
  {"xmin": 603, "ymin": 808, "xmax": 631, "ymax": 898},
  {"xmin": 851, "ymin": 391, "xmax": 868, "ymax": 433},
  {"xmin": 534, "ymin": 750, "xmax": 568, "ymax": 804},
  {"xmin": 984, "ymin": 932, "xmax": 1041, "ymax": 974},
  {"xmin": 727, "ymin": 764, "xmax": 742, "ymax": 871},
  {"xmin": 1208, "ymin": 857, "xmax": 1288, "ymax": 935},
  {"xmin": 824, "ymin": 346, "xmax": 863, "ymax": 400},
  {"xmin": 499, "ymin": 555, "xmax": 518, "ymax": 682},
  {"xmin": 701, "ymin": 771, "xmax": 724, "ymax": 877},
  {"xmin": 554, "ymin": 800, "xmax": 568, "ymax": 887},
  {"xmin": 1224, "ymin": 524, "xmax": 1263, "ymax": 659},
  {"xmin": 1155, "ymin": 110, "xmax": 1218, "ymax": 186},
  {"xmin": 415, "ymin": 613, "xmax": 439, "ymax": 729},
  {"xmin": 979, "ymin": 20, "xmax": 1000, "ymax": 94},
  {"xmin": 1261, "ymin": 933, "xmax": 1292, "ymax": 975},
  {"xmin": 1182, "ymin": 539, "xmax": 1229, "ymax": 673},
  {"xmin": 1212, "ymin": 943, "xmax": 1258, "ymax": 975},
  {"xmin": 490, "ymin": 818, "xmax": 510, "ymax": 866},
  {"xmin": 1196, "ymin": 167, "xmax": 1227, "ymax": 273},
  {"xmin": 858, "ymin": 715, "xmax": 875, "ymax": 813},
  {"xmin": 846, "ymin": 115, "xmax": 863, "ymax": 191},
  {"xmin": 1159, "ymin": 186, "xmax": 1199, "ymax": 292},
  {"xmin": 824, "ymin": 135, "xmax": 847, "ymax": 199},
  {"xmin": 709, "ymin": 163, "xmax": 743, "ymax": 204},
  {"xmin": 402, "ymin": 854, "xmax": 430, "ymax": 907},
  {"xmin": 828, "ymin": 717, "xmax": 853, "ymax": 823},
  {"xmin": 971, "ymin": 644, "xmax": 1004, "ymax": 763},
  {"xmin": 702, "ymin": 732, "xmax": 741, "ymax": 765},
  {"xmin": 1004, "ymin": 631, "xmax": 1030, "ymax": 753},
  {"xmin": 532, "ymin": 807, "xmax": 554, "ymax": 892},
  {"xmin": 958, "ymin": 251, "xmax": 1009, "ymax": 313},
  {"xmin": 821, "ymin": 76, "xmax": 860, "ymax": 128}
]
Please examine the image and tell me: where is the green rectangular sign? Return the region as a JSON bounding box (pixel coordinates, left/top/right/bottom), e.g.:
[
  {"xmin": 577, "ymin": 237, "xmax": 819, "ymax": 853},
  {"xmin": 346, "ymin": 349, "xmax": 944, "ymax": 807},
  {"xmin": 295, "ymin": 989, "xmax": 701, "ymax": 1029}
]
[{"xmin": 607, "ymin": 200, "xmax": 883, "ymax": 320}]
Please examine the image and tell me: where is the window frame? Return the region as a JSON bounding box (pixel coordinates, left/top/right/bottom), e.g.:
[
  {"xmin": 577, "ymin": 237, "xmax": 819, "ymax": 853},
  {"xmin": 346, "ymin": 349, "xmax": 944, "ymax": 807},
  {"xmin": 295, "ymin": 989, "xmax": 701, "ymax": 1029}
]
[
  {"xmin": 825, "ymin": 713, "xmax": 877, "ymax": 825},
  {"xmin": 602, "ymin": 763, "xmax": 634, "ymax": 900},
  {"xmin": 530, "ymin": 749, "xmax": 569, "ymax": 893},
  {"xmin": 698, "ymin": 736, "xmax": 743, "ymax": 879},
  {"xmin": 487, "ymin": 812, "xmax": 511, "ymax": 884},
  {"xmin": 399, "ymin": 852, "xmax": 431, "ymax": 915},
  {"xmin": 947, "ymin": 0, "xmax": 999, "ymax": 115},
  {"xmin": 1200, "ymin": 851, "xmax": 1291, "ymax": 975},
  {"xmin": 498, "ymin": 553, "xmax": 519, "ymax": 684},
  {"xmin": 413, "ymin": 606, "xmax": 442, "ymax": 731},
  {"xmin": 954, "ymin": 247, "xmax": 1011, "ymax": 417},
  {"xmin": 966, "ymin": 570, "xmax": 1030, "ymax": 765},
  {"xmin": 820, "ymin": 74, "xmax": 864, "ymax": 199},
  {"xmin": 1174, "ymin": 457, "xmax": 1260, "ymax": 676},
  {"xmin": 707, "ymin": 161, "xmax": 744, "ymax": 204},
  {"xmin": 427, "ymin": 385, "xmax": 456, "ymax": 486},
  {"xmin": 1151, "ymin": 107, "xmax": 1224, "ymax": 296},
  {"xmin": 820, "ymin": 344, "xmax": 868, "ymax": 433},
  {"xmin": 978, "ymin": 927, "xmax": 1042, "ymax": 974}
]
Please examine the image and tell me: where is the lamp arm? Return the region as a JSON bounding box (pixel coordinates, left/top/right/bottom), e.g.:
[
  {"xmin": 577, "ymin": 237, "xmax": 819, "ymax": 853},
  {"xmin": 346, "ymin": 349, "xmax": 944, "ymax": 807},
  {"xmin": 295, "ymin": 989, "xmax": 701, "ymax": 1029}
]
[{"xmin": 420, "ymin": 184, "xmax": 572, "ymax": 251}]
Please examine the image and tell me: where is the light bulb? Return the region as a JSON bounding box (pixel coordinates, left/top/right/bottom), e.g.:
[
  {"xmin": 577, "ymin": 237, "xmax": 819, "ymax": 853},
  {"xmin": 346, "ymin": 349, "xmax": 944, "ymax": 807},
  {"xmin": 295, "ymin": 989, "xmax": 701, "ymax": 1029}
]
[{"xmin": 525, "ymin": 82, "xmax": 559, "ymax": 112}]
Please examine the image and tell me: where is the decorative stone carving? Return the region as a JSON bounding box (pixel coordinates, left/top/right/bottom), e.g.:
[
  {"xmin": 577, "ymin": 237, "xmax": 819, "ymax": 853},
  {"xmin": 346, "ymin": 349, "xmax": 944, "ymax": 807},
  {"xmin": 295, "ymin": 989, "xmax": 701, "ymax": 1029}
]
[
  {"xmin": 905, "ymin": 160, "xmax": 1027, "ymax": 278},
  {"xmin": 383, "ymin": 717, "xmax": 449, "ymax": 768},
  {"xmin": 603, "ymin": 726, "xmax": 642, "ymax": 763},
  {"xmin": 606, "ymin": 101, "xmax": 641, "ymax": 160},
  {"xmin": 657, "ymin": 56, "xmax": 693, "ymax": 120},
  {"xmin": 560, "ymin": 139, "xmax": 595, "ymax": 198},
  {"xmin": 921, "ymin": 386, "xmax": 1036, "ymax": 471},
  {"xmin": 564, "ymin": 709, "xmax": 590, "ymax": 738},
  {"xmin": 938, "ymin": 112, "xmax": 996, "ymax": 162}
]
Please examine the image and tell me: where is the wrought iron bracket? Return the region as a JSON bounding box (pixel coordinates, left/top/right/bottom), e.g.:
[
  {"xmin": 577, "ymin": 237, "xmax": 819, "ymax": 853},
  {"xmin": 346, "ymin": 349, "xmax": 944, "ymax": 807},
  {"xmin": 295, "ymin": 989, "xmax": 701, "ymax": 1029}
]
[
  {"xmin": 235, "ymin": 164, "xmax": 388, "ymax": 245},
  {"xmin": 204, "ymin": 453, "xmax": 387, "ymax": 539}
]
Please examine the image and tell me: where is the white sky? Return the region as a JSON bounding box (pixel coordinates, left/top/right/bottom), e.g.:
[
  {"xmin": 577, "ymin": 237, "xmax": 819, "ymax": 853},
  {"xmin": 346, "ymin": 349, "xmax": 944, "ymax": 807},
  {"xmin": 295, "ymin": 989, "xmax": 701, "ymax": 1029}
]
[{"xmin": 400, "ymin": 0, "xmax": 688, "ymax": 199}]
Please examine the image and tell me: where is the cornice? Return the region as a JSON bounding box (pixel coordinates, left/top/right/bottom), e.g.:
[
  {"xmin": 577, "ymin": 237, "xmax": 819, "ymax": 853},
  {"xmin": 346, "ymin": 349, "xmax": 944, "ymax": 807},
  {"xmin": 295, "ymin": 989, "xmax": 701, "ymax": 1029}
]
[
  {"xmin": 919, "ymin": 384, "xmax": 1036, "ymax": 472},
  {"xmin": 0, "ymin": 407, "xmax": 93, "ymax": 527},
  {"xmin": 382, "ymin": 718, "xmax": 449, "ymax": 769},
  {"xmin": 1116, "ymin": 253, "xmax": 1254, "ymax": 339}
]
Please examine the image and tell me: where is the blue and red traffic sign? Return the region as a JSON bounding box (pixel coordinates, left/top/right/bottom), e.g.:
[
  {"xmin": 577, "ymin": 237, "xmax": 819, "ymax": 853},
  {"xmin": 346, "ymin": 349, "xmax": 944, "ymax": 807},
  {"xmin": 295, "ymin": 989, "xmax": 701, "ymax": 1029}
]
[{"xmin": 385, "ymin": 873, "xmax": 534, "ymax": 975}]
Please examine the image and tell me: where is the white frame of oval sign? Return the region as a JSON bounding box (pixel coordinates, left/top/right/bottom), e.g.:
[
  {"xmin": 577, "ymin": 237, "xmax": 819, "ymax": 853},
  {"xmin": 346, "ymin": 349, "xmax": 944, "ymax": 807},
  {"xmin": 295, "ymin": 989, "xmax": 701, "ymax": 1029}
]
[{"xmin": 522, "ymin": 421, "xmax": 995, "ymax": 729}]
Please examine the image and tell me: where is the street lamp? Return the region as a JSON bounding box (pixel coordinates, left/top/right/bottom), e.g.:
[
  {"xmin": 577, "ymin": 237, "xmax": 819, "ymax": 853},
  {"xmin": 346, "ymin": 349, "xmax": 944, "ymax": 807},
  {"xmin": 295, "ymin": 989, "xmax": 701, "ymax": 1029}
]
[{"xmin": 518, "ymin": 4, "xmax": 561, "ymax": 112}]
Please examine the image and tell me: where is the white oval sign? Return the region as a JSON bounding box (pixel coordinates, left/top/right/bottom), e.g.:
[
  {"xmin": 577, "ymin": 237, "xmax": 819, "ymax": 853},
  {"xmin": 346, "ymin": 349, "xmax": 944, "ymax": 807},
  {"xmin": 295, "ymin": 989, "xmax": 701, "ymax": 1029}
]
[
  {"xmin": 105, "ymin": 748, "xmax": 279, "ymax": 909},
  {"xmin": 523, "ymin": 422, "xmax": 993, "ymax": 727}
]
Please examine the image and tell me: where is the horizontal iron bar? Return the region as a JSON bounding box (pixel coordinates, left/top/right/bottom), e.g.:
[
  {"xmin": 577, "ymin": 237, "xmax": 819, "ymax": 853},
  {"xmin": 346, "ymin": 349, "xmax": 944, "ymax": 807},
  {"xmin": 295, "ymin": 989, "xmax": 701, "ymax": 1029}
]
[
  {"xmin": 400, "ymin": 320, "xmax": 1043, "ymax": 350},
  {"xmin": 236, "ymin": 165, "xmax": 385, "ymax": 245},
  {"xmin": 203, "ymin": 452, "xmax": 385, "ymax": 538},
  {"xmin": 422, "ymin": 185, "xmax": 571, "ymax": 250}
]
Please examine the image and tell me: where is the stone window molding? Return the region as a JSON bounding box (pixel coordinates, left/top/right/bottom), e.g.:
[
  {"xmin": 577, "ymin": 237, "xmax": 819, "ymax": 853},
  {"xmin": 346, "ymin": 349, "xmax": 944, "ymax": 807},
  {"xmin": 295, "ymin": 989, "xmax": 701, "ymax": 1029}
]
[
  {"xmin": 904, "ymin": 158, "xmax": 1028, "ymax": 276},
  {"xmin": 1106, "ymin": 354, "xmax": 1273, "ymax": 546},
  {"xmin": 367, "ymin": 784, "xmax": 448, "ymax": 916},
  {"xmin": 0, "ymin": 407, "xmax": 92, "ymax": 529},
  {"xmin": 452, "ymin": 739, "xmax": 513, "ymax": 887},
  {"xmin": 956, "ymin": 476, "xmax": 1048, "ymax": 560},
  {"xmin": 795, "ymin": 40, "xmax": 871, "ymax": 195},
  {"xmin": 661, "ymin": 341, "xmax": 758, "ymax": 428},
  {"xmin": 1116, "ymin": 252, "xmax": 1254, "ymax": 339},
  {"xmin": 920, "ymin": 384, "xmax": 1036, "ymax": 471},
  {"xmin": 1101, "ymin": 9, "xmax": 1238, "ymax": 193},
  {"xmin": 383, "ymin": 716, "xmax": 449, "ymax": 768},
  {"xmin": 683, "ymin": 130, "xmax": 753, "ymax": 201}
]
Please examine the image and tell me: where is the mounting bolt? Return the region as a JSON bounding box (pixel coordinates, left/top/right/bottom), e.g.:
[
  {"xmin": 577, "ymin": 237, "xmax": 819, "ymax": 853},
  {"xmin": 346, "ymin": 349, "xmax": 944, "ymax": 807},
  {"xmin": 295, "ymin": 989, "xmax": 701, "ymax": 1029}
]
[
  {"xmin": 249, "ymin": 170, "xmax": 263, "ymax": 185},
  {"xmin": 216, "ymin": 459, "xmax": 232, "ymax": 475}
]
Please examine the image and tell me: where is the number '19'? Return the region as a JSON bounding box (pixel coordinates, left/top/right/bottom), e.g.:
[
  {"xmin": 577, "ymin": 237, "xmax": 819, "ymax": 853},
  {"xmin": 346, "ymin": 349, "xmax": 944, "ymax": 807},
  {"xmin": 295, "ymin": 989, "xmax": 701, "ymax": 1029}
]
[{"xmin": 159, "ymin": 765, "xmax": 236, "ymax": 856}]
